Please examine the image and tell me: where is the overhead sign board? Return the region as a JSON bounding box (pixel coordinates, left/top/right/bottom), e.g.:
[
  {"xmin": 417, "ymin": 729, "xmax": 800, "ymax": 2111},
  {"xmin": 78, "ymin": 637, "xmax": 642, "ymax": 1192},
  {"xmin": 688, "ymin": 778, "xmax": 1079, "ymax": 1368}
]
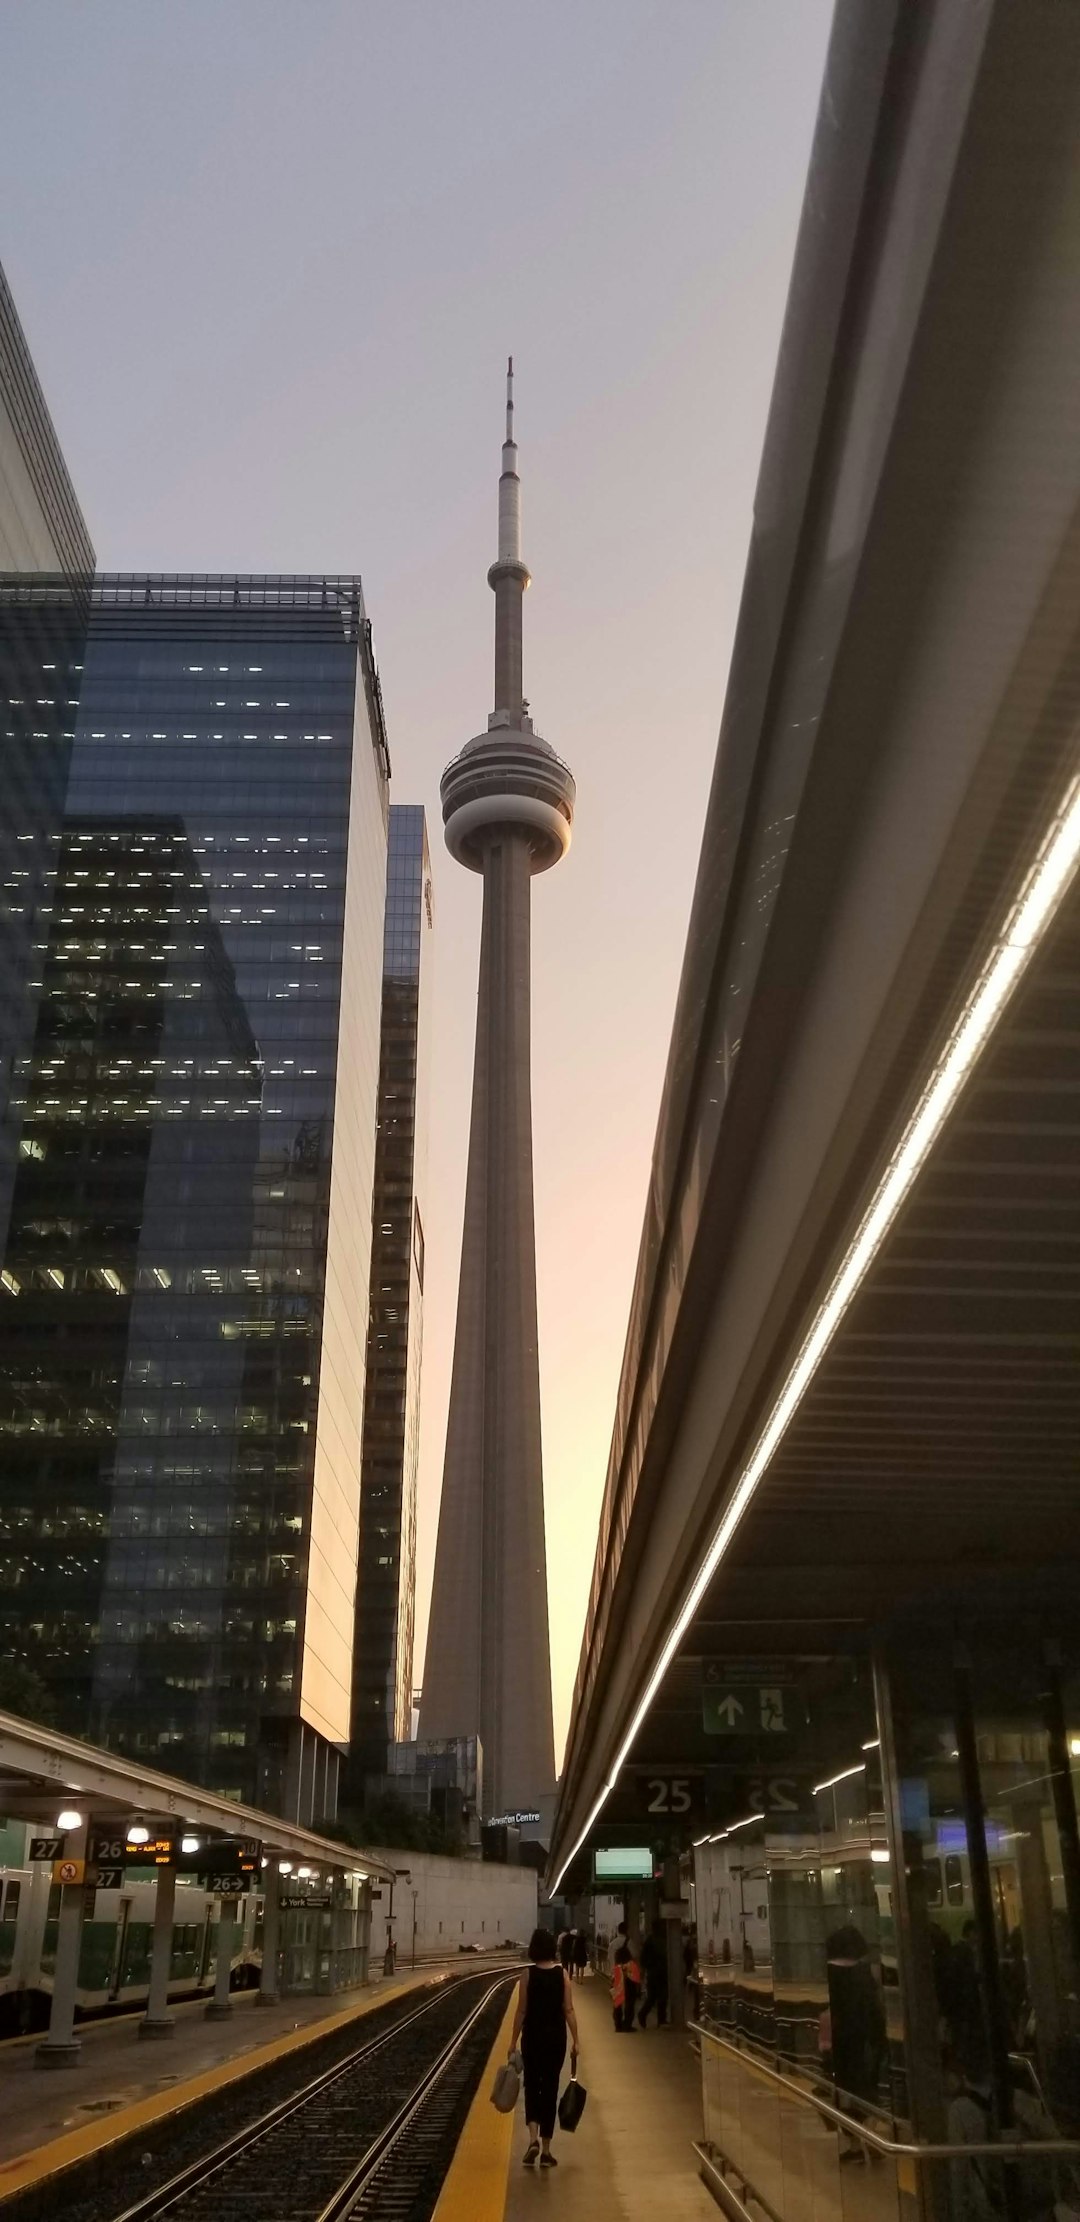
[
  {"xmin": 126, "ymin": 1832, "xmax": 177, "ymax": 1866},
  {"xmin": 702, "ymin": 1662, "xmax": 795, "ymax": 1736},
  {"xmin": 279, "ymin": 1892, "xmax": 332, "ymax": 1911},
  {"xmin": 29, "ymin": 1836, "xmax": 63, "ymax": 1862},
  {"xmin": 191, "ymin": 1837, "xmax": 261, "ymax": 1880}
]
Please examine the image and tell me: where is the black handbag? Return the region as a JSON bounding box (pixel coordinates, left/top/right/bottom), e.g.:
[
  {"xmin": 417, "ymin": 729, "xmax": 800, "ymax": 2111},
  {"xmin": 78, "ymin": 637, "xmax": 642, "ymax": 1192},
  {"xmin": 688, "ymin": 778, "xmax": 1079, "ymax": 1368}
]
[{"xmin": 558, "ymin": 2072, "xmax": 587, "ymax": 2132}]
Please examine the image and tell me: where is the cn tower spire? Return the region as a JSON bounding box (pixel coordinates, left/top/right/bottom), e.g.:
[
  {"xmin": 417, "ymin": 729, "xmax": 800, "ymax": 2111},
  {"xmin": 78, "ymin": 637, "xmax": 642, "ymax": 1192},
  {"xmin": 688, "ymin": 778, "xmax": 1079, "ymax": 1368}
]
[{"xmin": 489, "ymin": 354, "xmax": 531, "ymax": 718}]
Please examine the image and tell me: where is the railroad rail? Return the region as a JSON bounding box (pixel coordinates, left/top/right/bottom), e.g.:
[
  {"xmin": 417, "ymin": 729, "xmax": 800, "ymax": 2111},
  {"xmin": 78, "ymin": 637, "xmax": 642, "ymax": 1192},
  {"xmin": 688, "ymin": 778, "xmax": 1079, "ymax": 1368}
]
[{"xmin": 102, "ymin": 1972, "xmax": 513, "ymax": 2222}]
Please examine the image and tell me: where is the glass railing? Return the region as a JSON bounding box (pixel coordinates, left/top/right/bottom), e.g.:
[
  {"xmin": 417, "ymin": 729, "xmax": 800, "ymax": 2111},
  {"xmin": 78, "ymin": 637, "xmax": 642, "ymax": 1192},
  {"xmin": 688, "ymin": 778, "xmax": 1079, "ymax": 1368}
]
[{"xmin": 693, "ymin": 2022, "xmax": 1080, "ymax": 2222}]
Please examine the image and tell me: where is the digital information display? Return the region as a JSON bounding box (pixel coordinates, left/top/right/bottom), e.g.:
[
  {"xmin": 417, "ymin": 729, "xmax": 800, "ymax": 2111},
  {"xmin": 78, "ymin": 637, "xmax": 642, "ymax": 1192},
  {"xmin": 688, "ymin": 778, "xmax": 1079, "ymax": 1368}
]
[{"xmin": 593, "ymin": 1845, "xmax": 654, "ymax": 1882}]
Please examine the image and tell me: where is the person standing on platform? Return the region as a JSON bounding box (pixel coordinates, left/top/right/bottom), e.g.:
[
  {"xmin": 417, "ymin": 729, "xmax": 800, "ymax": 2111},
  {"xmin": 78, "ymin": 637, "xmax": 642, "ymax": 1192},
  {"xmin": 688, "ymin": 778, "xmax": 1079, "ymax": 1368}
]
[
  {"xmin": 611, "ymin": 1932, "xmax": 641, "ymax": 2030},
  {"xmin": 558, "ymin": 1927, "xmax": 573, "ymax": 1973},
  {"xmin": 510, "ymin": 1928, "xmax": 580, "ymax": 2170},
  {"xmin": 638, "ymin": 1919, "xmax": 669, "ymax": 2026},
  {"xmin": 573, "ymin": 1929, "xmax": 590, "ymax": 1982},
  {"xmin": 823, "ymin": 1925, "xmax": 886, "ymax": 2159}
]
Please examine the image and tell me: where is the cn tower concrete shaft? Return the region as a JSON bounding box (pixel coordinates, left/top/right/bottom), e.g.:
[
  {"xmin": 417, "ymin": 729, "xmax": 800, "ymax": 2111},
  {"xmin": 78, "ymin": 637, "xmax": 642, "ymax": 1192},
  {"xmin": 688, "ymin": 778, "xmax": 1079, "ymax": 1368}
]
[
  {"xmin": 419, "ymin": 365, "xmax": 574, "ymax": 1821},
  {"xmin": 420, "ymin": 833, "xmax": 554, "ymax": 1813}
]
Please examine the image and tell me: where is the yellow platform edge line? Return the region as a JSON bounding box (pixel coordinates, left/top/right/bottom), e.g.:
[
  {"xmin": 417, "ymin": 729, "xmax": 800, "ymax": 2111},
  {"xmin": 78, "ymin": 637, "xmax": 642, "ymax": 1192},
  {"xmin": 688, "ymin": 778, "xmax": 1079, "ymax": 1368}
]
[
  {"xmin": 432, "ymin": 1994, "xmax": 518, "ymax": 2222},
  {"xmin": 0, "ymin": 1968, "xmax": 444, "ymax": 2206}
]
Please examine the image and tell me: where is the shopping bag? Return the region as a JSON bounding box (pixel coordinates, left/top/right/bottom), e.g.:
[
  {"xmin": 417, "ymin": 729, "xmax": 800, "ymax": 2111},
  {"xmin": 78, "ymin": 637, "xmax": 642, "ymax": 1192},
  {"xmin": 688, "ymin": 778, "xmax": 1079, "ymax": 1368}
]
[
  {"xmin": 558, "ymin": 2075, "xmax": 587, "ymax": 2132},
  {"xmin": 490, "ymin": 2051, "xmax": 522, "ymax": 2113}
]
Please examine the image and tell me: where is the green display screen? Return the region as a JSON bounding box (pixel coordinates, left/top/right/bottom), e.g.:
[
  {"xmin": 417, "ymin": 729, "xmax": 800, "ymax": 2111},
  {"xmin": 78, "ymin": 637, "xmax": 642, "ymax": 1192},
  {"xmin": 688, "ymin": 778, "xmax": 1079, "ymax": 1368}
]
[{"xmin": 593, "ymin": 1846, "xmax": 653, "ymax": 1881}]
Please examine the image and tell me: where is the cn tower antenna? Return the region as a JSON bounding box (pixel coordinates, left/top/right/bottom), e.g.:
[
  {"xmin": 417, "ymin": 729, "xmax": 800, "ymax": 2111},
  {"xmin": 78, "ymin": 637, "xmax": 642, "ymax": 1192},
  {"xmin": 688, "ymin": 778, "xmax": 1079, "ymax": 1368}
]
[{"xmin": 506, "ymin": 355, "xmax": 514, "ymax": 440}]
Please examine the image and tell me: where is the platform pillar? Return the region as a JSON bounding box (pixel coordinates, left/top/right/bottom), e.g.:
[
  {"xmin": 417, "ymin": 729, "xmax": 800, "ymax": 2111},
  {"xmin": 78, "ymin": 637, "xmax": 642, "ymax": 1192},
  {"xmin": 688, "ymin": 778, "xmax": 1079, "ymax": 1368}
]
[
  {"xmin": 205, "ymin": 1896, "xmax": 236, "ymax": 2018},
  {"xmin": 662, "ymin": 1857, "xmax": 686, "ymax": 2031},
  {"xmin": 36, "ymin": 1829, "xmax": 89, "ymax": 2067},
  {"xmin": 140, "ymin": 1864, "xmax": 177, "ymax": 2037},
  {"xmin": 258, "ymin": 1864, "xmax": 280, "ymax": 2005}
]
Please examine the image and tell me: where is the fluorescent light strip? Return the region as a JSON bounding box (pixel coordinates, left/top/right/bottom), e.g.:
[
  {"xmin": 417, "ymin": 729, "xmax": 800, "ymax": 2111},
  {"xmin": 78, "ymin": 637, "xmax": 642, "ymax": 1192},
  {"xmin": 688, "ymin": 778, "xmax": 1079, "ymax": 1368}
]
[
  {"xmin": 551, "ymin": 763, "xmax": 1080, "ymax": 1894},
  {"xmin": 710, "ymin": 1813, "xmax": 757, "ymax": 1841},
  {"xmin": 812, "ymin": 1761, "xmax": 866, "ymax": 1795}
]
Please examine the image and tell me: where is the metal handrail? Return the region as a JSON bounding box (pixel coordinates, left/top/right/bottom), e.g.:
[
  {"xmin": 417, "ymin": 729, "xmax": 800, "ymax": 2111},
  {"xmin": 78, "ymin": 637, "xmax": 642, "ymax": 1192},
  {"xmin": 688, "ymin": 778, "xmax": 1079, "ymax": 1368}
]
[{"xmin": 691, "ymin": 2023, "xmax": 1080, "ymax": 2162}]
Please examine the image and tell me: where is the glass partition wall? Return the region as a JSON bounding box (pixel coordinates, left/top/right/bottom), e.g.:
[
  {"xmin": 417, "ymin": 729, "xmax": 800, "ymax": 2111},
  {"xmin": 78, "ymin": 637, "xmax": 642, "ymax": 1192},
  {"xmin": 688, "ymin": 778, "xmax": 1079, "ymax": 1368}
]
[{"xmin": 694, "ymin": 1620, "xmax": 1080, "ymax": 2222}]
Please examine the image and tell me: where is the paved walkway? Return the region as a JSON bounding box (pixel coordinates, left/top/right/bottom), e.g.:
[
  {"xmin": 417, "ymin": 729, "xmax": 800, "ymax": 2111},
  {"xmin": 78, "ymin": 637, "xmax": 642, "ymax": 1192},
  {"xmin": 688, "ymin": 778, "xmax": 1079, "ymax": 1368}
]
[{"xmin": 504, "ymin": 1973, "xmax": 716, "ymax": 2221}]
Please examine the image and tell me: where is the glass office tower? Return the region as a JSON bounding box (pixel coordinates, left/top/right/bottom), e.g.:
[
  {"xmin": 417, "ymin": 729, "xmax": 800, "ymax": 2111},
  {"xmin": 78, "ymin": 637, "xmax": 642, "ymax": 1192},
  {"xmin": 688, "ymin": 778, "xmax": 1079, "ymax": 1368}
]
[
  {"xmin": 0, "ymin": 575, "xmax": 389, "ymax": 1824},
  {"xmin": 347, "ymin": 805, "xmax": 432, "ymax": 1787}
]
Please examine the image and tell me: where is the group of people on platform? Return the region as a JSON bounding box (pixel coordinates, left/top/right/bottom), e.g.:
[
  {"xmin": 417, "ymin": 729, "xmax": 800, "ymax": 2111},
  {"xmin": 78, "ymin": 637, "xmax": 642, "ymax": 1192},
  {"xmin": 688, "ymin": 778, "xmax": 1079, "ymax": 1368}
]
[
  {"xmin": 555, "ymin": 1926, "xmax": 592, "ymax": 1979},
  {"xmin": 610, "ymin": 1917, "xmax": 697, "ymax": 2031}
]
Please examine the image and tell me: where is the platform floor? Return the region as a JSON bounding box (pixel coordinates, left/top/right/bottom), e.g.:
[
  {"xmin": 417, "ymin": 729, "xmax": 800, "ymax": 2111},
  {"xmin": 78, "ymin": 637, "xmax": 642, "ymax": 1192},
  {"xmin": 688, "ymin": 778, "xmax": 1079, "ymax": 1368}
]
[
  {"xmin": 504, "ymin": 1973, "xmax": 716, "ymax": 2221},
  {"xmin": 0, "ymin": 1958, "xmax": 494, "ymax": 2201}
]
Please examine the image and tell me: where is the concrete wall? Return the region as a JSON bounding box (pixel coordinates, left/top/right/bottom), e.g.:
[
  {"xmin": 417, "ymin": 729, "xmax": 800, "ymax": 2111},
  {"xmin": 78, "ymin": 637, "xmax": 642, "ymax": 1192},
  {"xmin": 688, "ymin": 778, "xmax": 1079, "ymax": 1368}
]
[{"xmin": 367, "ymin": 1850, "xmax": 537, "ymax": 1962}]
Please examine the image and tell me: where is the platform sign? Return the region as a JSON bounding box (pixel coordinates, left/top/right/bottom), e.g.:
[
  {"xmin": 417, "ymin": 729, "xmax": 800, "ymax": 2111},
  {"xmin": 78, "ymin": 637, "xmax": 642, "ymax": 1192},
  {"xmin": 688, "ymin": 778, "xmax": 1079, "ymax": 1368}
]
[
  {"xmin": 88, "ymin": 1865, "xmax": 123, "ymax": 1890},
  {"xmin": 29, "ymin": 1835, "xmax": 63, "ymax": 1862},
  {"xmin": 703, "ymin": 1661, "xmax": 795, "ymax": 1736},
  {"xmin": 635, "ymin": 1774, "xmax": 704, "ymax": 1820},
  {"xmin": 279, "ymin": 1892, "xmax": 332, "ymax": 1911},
  {"xmin": 190, "ymin": 1836, "xmax": 262, "ymax": 1882},
  {"xmin": 89, "ymin": 1830, "xmax": 127, "ymax": 1868},
  {"xmin": 206, "ymin": 1870, "xmax": 252, "ymax": 1896}
]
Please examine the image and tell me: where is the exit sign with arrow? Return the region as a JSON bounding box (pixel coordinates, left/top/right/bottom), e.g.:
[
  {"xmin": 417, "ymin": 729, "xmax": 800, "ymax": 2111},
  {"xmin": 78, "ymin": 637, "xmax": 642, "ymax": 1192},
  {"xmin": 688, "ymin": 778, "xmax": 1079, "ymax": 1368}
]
[{"xmin": 702, "ymin": 1661, "xmax": 796, "ymax": 1736}]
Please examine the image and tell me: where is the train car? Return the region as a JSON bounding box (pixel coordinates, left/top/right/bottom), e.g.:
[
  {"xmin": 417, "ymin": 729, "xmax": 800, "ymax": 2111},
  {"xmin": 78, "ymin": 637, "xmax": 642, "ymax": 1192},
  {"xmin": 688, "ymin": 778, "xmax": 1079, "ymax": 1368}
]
[{"xmin": 0, "ymin": 1826, "xmax": 262, "ymax": 2036}]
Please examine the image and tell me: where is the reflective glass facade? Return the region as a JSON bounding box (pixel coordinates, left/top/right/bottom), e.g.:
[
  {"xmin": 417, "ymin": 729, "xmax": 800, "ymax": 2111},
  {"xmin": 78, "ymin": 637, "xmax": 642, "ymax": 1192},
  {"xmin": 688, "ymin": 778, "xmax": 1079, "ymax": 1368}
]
[
  {"xmin": 347, "ymin": 805, "xmax": 431, "ymax": 1786},
  {"xmin": 0, "ymin": 576, "xmax": 389, "ymax": 1820}
]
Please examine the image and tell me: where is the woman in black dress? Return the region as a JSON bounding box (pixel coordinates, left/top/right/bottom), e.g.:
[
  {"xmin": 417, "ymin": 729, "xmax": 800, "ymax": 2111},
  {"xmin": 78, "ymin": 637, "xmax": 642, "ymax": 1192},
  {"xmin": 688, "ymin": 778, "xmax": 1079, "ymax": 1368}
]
[{"xmin": 509, "ymin": 1927, "xmax": 581, "ymax": 2168}]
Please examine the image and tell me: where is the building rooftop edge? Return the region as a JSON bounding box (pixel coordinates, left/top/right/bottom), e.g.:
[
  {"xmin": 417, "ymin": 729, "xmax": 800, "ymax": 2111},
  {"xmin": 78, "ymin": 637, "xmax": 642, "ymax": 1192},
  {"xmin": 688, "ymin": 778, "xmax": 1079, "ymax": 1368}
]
[{"xmin": 0, "ymin": 258, "xmax": 96, "ymax": 576}]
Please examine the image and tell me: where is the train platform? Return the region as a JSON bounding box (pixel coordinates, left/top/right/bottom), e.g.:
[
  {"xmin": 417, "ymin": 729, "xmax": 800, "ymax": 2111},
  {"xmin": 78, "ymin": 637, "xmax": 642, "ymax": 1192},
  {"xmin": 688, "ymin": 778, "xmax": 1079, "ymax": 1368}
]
[
  {"xmin": 436, "ymin": 1971, "xmax": 717, "ymax": 2222},
  {"xmin": 0, "ymin": 1956, "xmax": 503, "ymax": 2209}
]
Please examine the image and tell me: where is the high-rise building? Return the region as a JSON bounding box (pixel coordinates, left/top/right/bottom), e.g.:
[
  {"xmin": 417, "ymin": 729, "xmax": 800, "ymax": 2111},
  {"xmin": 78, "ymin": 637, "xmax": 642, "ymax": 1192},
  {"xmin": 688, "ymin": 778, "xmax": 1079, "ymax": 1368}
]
[
  {"xmin": 0, "ymin": 257, "xmax": 93, "ymax": 576},
  {"xmin": 419, "ymin": 367, "xmax": 574, "ymax": 1822},
  {"xmin": 346, "ymin": 803, "xmax": 432, "ymax": 1786},
  {"xmin": 0, "ymin": 573, "xmax": 390, "ymax": 1825}
]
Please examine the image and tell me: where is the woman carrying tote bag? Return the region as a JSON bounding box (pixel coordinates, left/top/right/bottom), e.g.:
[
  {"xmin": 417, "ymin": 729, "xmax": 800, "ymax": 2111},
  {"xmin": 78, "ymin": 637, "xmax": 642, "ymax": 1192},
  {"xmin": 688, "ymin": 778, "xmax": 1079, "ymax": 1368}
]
[{"xmin": 508, "ymin": 1928, "xmax": 581, "ymax": 2169}]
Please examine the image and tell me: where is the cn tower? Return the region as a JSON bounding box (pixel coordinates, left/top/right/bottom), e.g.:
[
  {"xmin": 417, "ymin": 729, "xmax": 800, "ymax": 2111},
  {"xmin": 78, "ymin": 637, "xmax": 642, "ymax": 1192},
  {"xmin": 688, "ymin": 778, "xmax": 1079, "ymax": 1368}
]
[{"xmin": 419, "ymin": 364, "xmax": 575, "ymax": 1822}]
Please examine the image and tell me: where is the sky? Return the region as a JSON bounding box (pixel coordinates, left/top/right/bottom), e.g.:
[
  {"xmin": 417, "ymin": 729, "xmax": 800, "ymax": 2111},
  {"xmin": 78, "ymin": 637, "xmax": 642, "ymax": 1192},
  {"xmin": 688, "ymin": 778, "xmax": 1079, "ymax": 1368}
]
[{"xmin": 0, "ymin": 0, "xmax": 834, "ymax": 1764}]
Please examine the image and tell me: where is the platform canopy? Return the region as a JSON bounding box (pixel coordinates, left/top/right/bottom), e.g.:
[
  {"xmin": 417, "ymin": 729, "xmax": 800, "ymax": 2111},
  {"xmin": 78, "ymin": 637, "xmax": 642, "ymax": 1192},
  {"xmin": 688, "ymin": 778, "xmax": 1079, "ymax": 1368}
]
[{"xmin": 0, "ymin": 1708, "xmax": 395, "ymax": 1879}]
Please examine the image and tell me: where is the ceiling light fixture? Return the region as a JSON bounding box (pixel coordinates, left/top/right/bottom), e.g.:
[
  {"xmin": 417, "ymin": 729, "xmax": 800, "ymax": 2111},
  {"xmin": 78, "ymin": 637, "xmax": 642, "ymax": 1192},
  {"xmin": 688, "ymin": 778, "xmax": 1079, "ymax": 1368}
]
[
  {"xmin": 552, "ymin": 762, "xmax": 1080, "ymax": 1893},
  {"xmin": 813, "ymin": 1763, "xmax": 867, "ymax": 1796}
]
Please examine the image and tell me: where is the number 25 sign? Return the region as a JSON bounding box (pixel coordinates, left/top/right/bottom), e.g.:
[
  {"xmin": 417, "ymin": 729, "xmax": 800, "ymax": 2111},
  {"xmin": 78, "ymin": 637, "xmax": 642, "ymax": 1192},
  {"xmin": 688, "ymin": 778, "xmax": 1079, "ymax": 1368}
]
[{"xmin": 637, "ymin": 1775, "xmax": 702, "ymax": 1819}]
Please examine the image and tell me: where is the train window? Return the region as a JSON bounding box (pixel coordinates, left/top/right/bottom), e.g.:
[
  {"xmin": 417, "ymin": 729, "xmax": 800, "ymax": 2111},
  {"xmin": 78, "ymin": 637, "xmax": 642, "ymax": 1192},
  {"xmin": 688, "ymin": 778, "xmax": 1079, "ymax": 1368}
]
[
  {"xmin": 3, "ymin": 1881, "xmax": 20, "ymax": 1922},
  {"xmin": 944, "ymin": 1855, "xmax": 965, "ymax": 1907},
  {"xmin": 923, "ymin": 1859, "xmax": 942, "ymax": 1908}
]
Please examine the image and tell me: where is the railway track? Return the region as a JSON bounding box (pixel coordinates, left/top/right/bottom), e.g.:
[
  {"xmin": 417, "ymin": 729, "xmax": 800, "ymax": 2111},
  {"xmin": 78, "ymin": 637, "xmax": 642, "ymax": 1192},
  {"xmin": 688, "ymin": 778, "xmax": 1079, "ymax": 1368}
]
[{"xmin": 103, "ymin": 1972, "xmax": 513, "ymax": 2222}]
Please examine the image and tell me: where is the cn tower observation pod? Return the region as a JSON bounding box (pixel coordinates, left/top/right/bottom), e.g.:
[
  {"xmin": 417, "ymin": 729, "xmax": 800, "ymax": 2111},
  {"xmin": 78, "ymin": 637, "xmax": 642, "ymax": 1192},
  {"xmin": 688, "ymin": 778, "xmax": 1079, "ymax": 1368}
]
[{"xmin": 440, "ymin": 713, "xmax": 575, "ymax": 874}]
